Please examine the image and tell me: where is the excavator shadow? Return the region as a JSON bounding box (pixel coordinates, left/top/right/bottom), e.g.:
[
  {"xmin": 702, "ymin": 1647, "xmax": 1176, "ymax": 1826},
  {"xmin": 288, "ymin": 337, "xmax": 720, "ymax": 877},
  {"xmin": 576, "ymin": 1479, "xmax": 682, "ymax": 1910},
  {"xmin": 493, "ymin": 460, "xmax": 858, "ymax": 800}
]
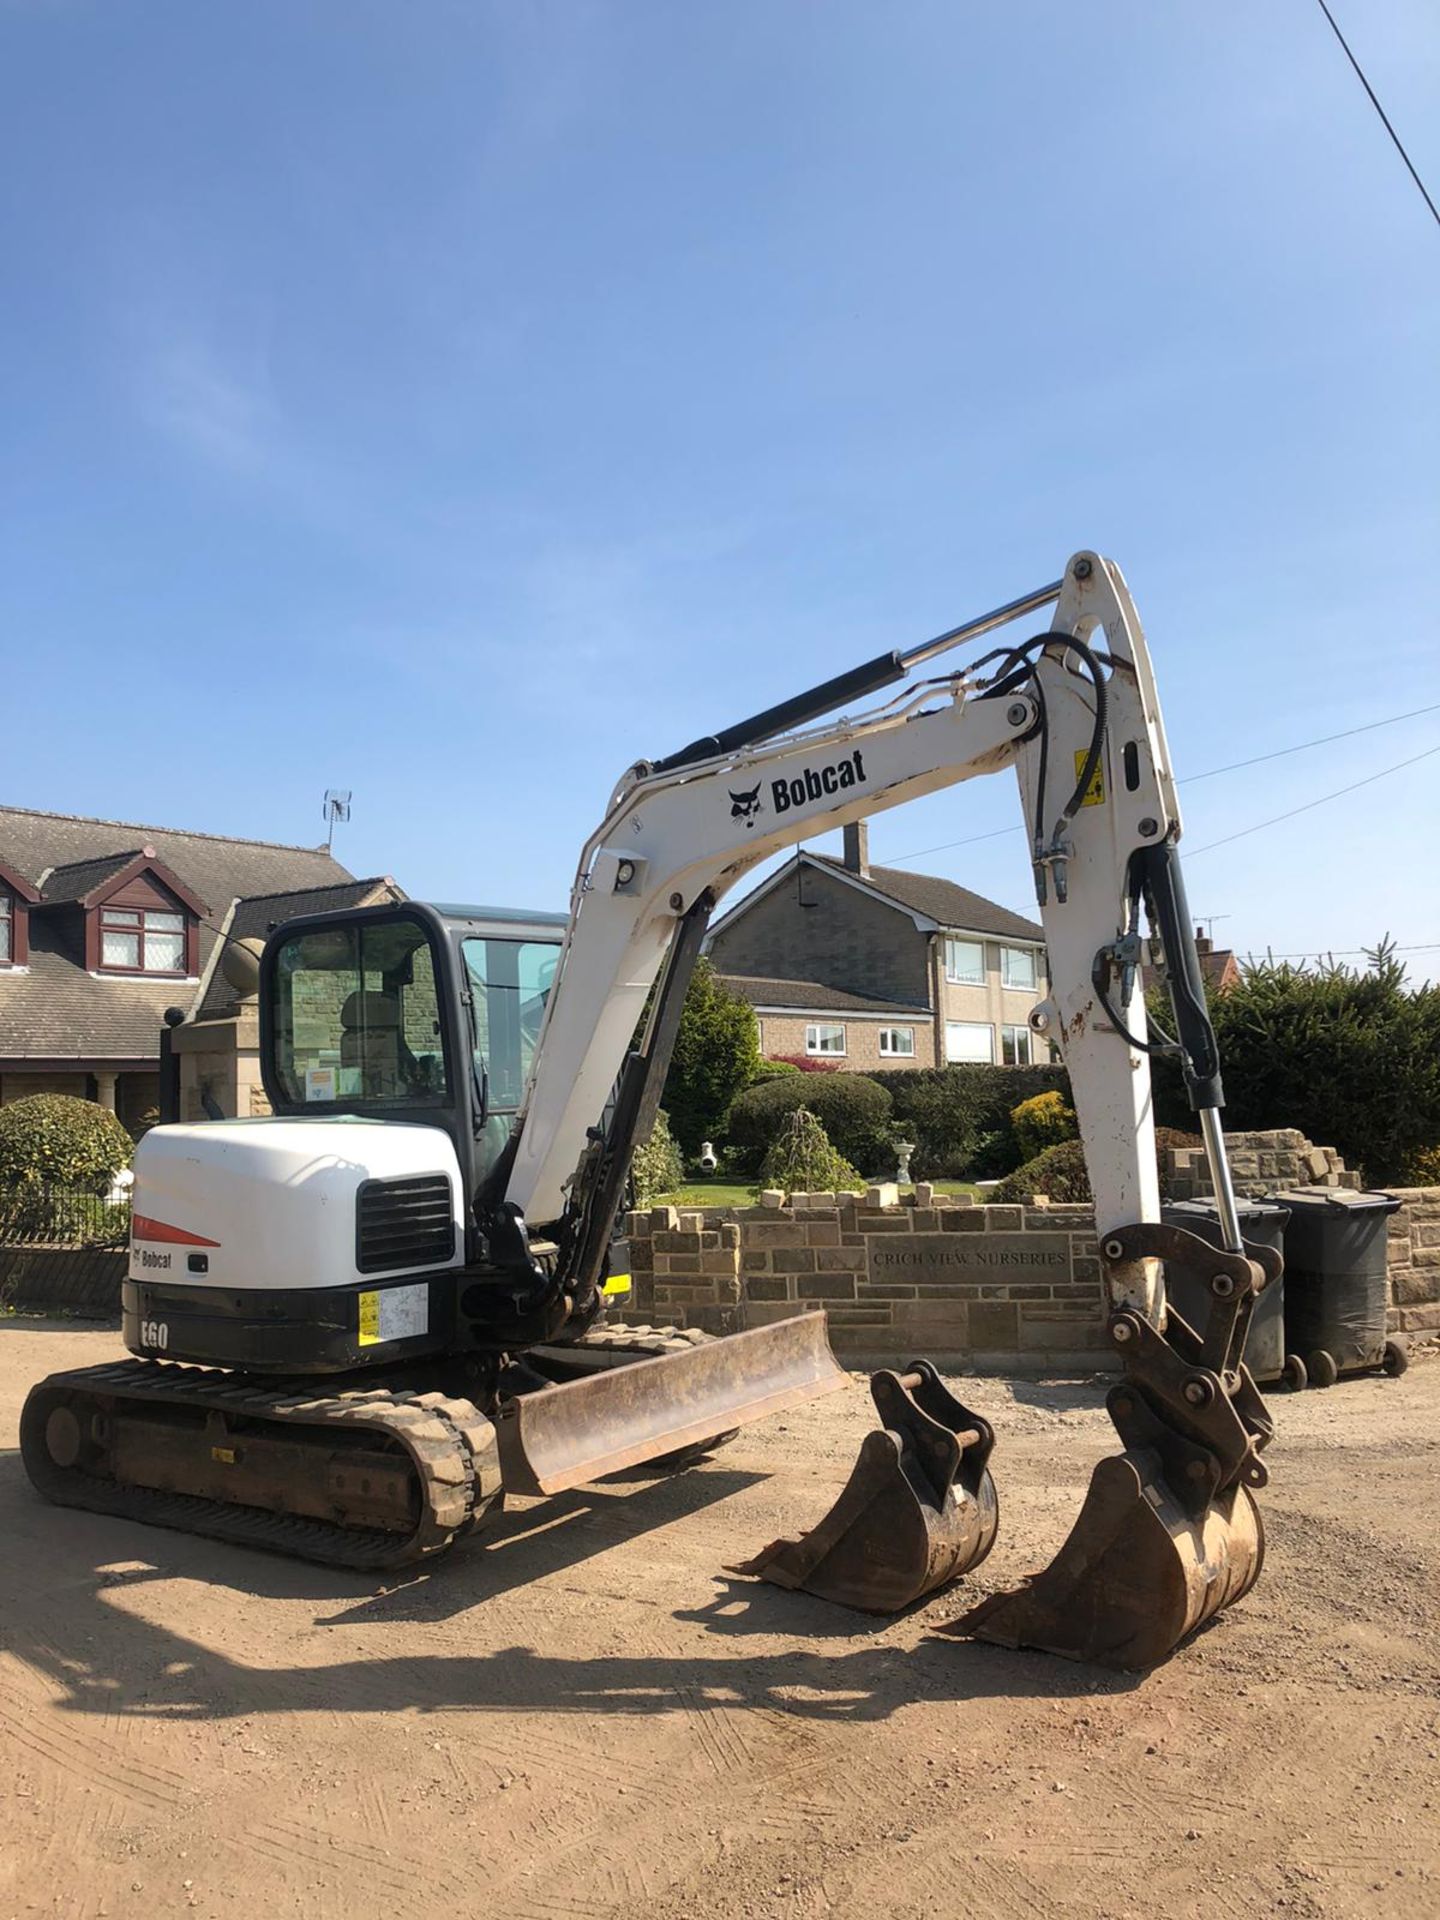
[{"xmin": 2, "ymin": 1451, "xmax": 1150, "ymax": 1725}]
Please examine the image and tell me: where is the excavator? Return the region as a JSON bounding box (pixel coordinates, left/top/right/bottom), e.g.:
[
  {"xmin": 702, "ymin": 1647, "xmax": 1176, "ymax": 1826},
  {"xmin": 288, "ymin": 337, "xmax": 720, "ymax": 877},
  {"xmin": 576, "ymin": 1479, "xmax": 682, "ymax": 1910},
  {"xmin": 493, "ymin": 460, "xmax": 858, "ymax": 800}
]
[{"xmin": 21, "ymin": 551, "xmax": 1274, "ymax": 1670}]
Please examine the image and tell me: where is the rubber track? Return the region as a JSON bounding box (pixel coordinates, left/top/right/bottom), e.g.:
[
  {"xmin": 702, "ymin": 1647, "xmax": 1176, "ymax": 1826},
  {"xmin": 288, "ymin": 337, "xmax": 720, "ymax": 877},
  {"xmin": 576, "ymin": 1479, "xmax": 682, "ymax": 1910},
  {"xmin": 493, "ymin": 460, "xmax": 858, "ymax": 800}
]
[{"xmin": 20, "ymin": 1361, "xmax": 502, "ymax": 1572}]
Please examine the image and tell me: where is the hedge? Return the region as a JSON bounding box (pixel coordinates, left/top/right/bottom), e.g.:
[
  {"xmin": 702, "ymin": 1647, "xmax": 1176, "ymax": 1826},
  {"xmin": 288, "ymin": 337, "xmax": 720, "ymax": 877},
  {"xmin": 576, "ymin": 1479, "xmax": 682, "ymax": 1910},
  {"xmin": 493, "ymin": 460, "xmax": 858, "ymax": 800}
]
[
  {"xmin": 867, "ymin": 1063, "xmax": 1072, "ymax": 1179},
  {"xmin": 0, "ymin": 1095, "xmax": 134, "ymax": 1193},
  {"xmin": 726, "ymin": 1072, "xmax": 894, "ymax": 1176},
  {"xmin": 992, "ymin": 1127, "xmax": 1202, "ymax": 1205}
]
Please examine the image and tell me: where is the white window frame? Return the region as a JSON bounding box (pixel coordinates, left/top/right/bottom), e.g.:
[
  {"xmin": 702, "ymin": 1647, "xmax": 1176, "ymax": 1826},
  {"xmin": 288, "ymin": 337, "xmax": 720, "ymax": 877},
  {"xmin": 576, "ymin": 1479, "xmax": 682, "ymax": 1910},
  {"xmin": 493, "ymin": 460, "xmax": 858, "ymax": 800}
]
[
  {"xmin": 1002, "ymin": 1023, "xmax": 1033, "ymax": 1066},
  {"xmin": 1001, "ymin": 945, "xmax": 1038, "ymax": 991},
  {"xmin": 805, "ymin": 1022, "xmax": 847, "ymax": 1057},
  {"xmin": 878, "ymin": 1026, "xmax": 915, "ymax": 1058},
  {"xmin": 0, "ymin": 893, "xmax": 10, "ymax": 965},
  {"xmin": 945, "ymin": 1020, "xmax": 995, "ymax": 1064},
  {"xmin": 944, "ymin": 936, "xmax": 986, "ymax": 985}
]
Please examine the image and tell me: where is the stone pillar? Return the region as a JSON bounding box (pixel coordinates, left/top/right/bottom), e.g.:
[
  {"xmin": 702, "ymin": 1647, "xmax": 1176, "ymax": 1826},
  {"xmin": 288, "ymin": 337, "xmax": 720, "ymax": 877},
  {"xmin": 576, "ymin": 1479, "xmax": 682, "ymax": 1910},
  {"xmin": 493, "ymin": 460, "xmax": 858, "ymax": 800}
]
[{"xmin": 94, "ymin": 1071, "xmax": 118, "ymax": 1112}]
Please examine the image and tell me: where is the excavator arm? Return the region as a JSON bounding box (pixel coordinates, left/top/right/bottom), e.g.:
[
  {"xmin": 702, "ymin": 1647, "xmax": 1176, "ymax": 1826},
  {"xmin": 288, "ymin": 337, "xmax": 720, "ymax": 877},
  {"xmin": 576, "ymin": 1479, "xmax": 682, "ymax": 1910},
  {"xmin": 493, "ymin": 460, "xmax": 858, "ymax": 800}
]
[{"xmin": 501, "ymin": 548, "xmax": 1273, "ymax": 1669}]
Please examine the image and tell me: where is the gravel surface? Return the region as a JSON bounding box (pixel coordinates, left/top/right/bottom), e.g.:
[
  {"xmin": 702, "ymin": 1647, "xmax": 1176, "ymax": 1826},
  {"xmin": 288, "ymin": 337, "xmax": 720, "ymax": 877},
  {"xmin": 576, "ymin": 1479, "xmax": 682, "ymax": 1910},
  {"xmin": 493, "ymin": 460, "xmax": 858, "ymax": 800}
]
[{"xmin": 2, "ymin": 1320, "xmax": 1437, "ymax": 1920}]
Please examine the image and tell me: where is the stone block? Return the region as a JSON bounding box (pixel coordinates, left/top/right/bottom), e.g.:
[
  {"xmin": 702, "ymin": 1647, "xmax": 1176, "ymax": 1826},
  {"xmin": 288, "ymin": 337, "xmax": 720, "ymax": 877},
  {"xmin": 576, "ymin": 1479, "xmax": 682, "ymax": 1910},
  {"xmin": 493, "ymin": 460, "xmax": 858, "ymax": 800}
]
[
  {"xmin": 908, "ymin": 1209, "xmax": 940, "ymax": 1233},
  {"xmin": 771, "ymin": 1248, "xmax": 817, "ymax": 1274},
  {"xmin": 944, "ymin": 1191, "xmax": 975, "ymax": 1207},
  {"xmin": 1392, "ymin": 1269, "xmax": 1438, "ymax": 1307},
  {"xmin": 939, "ymin": 1209, "xmax": 985, "ymax": 1231},
  {"xmin": 739, "ymin": 1302, "xmax": 809, "ymax": 1327},
  {"xmin": 743, "ymin": 1222, "xmax": 807, "ymax": 1249},
  {"xmin": 720, "ymin": 1223, "xmax": 741, "ymax": 1249},
  {"xmin": 677, "ymin": 1209, "xmax": 704, "ymax": 1232},
  {"xmin": 856, "ymin": 1215, "xmax": 913, "ymax": 1233},
  {"xmin": 1304, "ymin": 1148, "xmax": 1330, "ymax": 1181},
  {"xmin": 1019, "ymin": 1315, "xmax": 1108, "ymax": 1352},
  {"xmin": 865, "ymin": 1183, "xmax": 900, "ymax": 1209},
  {"xmin": 701, "ymin": 1250, "xmax": 740, "ymax": 1275},
  {"xmin": 858, "ymin": 1283, "xmax": 918, "ymax": 1300},
  {"xmin": 969, "ymin": 1301, "xmax": 1020, "ymax": 1350},
  {"xmin": 745, "ymin": 1278, "xmax": 791, "ymax": 1302},
  {"xmin": 983, "ymin": 1206, "xmax": 1024, "ymax": 1231},
  {"xmin": 805, "ymin": 1220, "xmax": 841, "ymax": 1247},
  {"xmin": 650, "ymin": 1206, "xmax": 679, "ymax": 1231},
  {"xmin": 759, "ymin": 1190, "xmax": 785, "ymax": 1208},
  {"xmin": 914, "ymin": 1183, "xmax": 935, "ymax": 1208},
  {"xmin": 797, "ymin": 1274, "xmax": 857, "ymax": 1300},
  {"xmin": 740, "ymin": 1251, "xmax": 772, "ymax": 1275},
  {"xmin": 661, "ymin": 1254, "xmax": 701, "ymax": 1274},
  {"xmin": 816, "ymin": 1247, "xmax": 866, "ymax": 1273}
]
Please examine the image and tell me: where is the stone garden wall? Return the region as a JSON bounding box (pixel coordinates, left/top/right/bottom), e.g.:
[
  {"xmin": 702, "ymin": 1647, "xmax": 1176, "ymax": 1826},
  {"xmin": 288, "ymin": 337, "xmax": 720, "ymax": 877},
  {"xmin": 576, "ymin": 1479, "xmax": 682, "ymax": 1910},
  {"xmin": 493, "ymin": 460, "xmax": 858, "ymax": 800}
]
[{"xmin": 624, "ymin": 1131, "xmax": 1440, "ymax": 1366}]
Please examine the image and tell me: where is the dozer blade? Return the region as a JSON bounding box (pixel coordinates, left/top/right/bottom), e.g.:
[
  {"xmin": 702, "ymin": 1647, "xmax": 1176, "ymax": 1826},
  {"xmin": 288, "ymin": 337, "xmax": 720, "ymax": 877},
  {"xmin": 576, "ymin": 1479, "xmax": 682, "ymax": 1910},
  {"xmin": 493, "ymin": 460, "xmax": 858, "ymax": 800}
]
[
  {"xmin": 493, "ymin": 1311, "xmax": 845, "ymax": 1497},
  {"xmin": 940, "ymin": 1447, "xmax": 1264, "ymax": 1670},
  {"xmin": 730, "ymin": 1362, "xmax": 999, "ymax": 1612}
]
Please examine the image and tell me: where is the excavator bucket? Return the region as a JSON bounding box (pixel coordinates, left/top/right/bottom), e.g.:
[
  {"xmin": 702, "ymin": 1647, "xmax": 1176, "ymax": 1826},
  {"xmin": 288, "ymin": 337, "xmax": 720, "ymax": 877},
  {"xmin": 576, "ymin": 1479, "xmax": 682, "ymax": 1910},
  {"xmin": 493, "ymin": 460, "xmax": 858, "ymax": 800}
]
[
  {"xmin": 494, "ymin": 1312, "xmax": 847, "ymax": 1497},
  {"xmin": 941, "ymin": 1224, "xmax": 1279, "ymax": 1671},
  {"xmin": 730, "ymin": 1362, "xmax": 999, "ymax": 1612},
  {"xmin": 940, "ymin": 1448, "xmax": 1264, "ymax": 1669}
]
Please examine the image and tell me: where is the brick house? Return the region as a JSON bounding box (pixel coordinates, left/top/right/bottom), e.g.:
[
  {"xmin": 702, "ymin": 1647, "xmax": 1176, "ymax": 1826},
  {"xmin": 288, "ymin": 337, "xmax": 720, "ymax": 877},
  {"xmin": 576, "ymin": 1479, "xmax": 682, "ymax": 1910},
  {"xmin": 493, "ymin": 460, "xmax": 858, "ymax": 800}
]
[
  {"xmin": 0, "ymin": 803, "xmax": 398, "ymax": 1131},
  {"xmin": 707, "ymin": 823, "xmax": 1048, "ymax": 1071}
]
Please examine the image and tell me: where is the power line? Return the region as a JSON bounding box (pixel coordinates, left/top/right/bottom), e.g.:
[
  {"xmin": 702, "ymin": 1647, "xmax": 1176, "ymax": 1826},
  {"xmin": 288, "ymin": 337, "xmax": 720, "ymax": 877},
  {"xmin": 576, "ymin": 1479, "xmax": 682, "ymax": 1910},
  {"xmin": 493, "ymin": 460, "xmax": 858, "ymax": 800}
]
[
  {"xmin": 880, "ymin": 699, "xmax": 1440, "ymax": 865},
  {"xmin": 1182, "ymin": 700, "xmax": 1440, "ymax": 783},
  {"xmin": 1313, "ymin": 0, "xmax": 1440, "ymax": 232},
  {"xmin": 1185, "ymin": 740, "xmax": 1440, "ymax": 856}
]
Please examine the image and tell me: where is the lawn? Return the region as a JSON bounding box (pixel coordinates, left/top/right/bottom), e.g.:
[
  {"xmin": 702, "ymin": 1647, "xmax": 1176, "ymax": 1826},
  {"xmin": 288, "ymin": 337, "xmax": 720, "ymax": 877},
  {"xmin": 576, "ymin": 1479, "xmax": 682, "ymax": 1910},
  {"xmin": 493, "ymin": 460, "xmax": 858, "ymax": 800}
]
[{"xmin": 648, "ymin": 1176, "xmax": 985, "ymax": 1208}]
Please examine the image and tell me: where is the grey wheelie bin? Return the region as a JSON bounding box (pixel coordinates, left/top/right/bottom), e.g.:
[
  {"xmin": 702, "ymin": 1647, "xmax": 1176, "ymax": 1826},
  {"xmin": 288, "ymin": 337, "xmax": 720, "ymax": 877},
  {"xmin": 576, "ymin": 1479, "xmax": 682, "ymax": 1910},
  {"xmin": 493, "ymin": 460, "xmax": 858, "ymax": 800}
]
[
  {"xmin": 1271, "ymin": 1188, "xmax": 1406, "ymax": 1386},
  {"xmin": 1162, "ymin": 1197, "xmax": 1302, "ymax": 1389}
]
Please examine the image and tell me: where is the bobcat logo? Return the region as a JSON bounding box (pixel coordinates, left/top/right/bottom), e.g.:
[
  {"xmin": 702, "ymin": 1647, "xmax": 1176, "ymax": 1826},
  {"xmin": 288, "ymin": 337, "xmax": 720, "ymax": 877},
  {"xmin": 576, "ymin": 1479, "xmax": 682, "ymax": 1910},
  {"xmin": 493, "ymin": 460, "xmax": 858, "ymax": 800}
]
[{"xmin": 729, "ymin": 782, "xmax": 763, "ymax": 827}]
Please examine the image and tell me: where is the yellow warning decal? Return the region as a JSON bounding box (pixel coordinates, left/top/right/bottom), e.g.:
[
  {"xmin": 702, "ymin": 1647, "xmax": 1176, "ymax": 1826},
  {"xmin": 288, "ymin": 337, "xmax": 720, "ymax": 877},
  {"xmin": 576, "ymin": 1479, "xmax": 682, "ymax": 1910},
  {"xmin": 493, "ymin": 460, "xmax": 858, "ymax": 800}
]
[
  {"xmin": 358, "ymin": 1290, "xmax": 380, "ymax": 1345},
  {"xmin": 1073, "ymin": 749, "xmax": 1105, "ymax": 807},
  {"xmin": 602, "ymin": 1273, "xmax": 632, "ymax": 1298}
]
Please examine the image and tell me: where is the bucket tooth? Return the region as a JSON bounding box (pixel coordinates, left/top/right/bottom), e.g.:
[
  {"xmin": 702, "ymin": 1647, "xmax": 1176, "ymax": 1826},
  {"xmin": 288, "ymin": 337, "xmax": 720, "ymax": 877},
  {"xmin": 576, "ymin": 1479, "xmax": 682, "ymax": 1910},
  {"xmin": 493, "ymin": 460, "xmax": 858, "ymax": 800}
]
[{"xmin": 731, "ymin": 1361, "xmax": 999, "ymax": 1612}]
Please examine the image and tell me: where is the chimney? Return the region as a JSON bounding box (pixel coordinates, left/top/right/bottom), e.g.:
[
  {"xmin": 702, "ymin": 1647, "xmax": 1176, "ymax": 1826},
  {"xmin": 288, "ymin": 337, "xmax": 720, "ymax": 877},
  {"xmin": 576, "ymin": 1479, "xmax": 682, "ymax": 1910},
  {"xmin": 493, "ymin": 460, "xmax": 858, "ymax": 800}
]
[
  {"xmin": 843, "ymin": 822, "xmax": 869, "ymax": 876},
  {"xmin": 1194, "ymin": 924, "xmax": 1212, "ymax": 955}
]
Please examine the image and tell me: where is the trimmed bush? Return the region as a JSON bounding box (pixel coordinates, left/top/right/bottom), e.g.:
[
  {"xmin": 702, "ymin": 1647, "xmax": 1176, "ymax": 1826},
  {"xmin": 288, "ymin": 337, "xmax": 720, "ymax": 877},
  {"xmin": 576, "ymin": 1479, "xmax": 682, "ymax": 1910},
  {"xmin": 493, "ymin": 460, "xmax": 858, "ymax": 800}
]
[
  {"xmin": 993, "ymin": 1126, "xmax": 1202, "ymax": 1205},
  {"xmin": 661, "ymin": 960, "xmax": 762, "ymax": 1155},
  {"xmin": 770, "ymin": 1053, "xmax": 842, "ymax": 1074},
  {"xmin": 758, "ymin": 1108, "xmax": 861, "ymax": 1196},
  {"xmin": 0, "ymin": 1095, "xmax": 134, "ymax": 1193},
  {"xmin": 631, "ymin": 1110, "xmax": 685, "ymax": 1207},
  {"xmin": 749, "ymin": 1059, "xmax": 803, "ymax": 1083},
  {"xmin": 1011, "ymin": 1089, "xmax": 1077, "ymax": 1162},
  {"xmin": 726, "ymin": 1072, "xmax": 894, "ymax": 1175},
  {"xmin": 868, "ymin": 1063, "xmax": 1071, "ymax": 1178}
]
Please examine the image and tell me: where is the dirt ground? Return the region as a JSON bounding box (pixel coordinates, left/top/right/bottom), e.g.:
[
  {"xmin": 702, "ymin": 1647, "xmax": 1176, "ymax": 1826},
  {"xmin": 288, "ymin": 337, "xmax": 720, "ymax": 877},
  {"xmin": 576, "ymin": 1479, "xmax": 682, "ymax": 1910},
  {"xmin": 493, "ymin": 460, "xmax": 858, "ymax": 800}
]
[{"xmin": 2, "ymin": 1321, "xmax": 1437, "ymax": 1920}]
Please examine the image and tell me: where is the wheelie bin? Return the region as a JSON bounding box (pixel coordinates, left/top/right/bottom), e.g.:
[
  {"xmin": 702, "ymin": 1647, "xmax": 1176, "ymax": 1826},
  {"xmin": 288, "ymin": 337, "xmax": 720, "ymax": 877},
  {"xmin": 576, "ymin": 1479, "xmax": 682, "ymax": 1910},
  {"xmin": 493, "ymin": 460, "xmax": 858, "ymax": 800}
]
[
  {"xmin": 1271, "ymin": 1188, "xmax": 1406, "ymax": 1386},
  {"xmin": 1162, "ymin": 1197, "xmax": 1303, "ymax": 1388}
]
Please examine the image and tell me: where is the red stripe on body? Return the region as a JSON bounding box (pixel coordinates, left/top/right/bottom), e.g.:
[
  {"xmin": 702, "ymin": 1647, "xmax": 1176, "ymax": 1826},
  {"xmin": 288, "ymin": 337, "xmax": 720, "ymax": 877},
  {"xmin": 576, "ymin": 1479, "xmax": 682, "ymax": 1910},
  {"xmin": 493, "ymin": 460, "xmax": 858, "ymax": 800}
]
[{"xmin": 131, "ymin": 1214, "xmax": 222, "ymax": 1249}]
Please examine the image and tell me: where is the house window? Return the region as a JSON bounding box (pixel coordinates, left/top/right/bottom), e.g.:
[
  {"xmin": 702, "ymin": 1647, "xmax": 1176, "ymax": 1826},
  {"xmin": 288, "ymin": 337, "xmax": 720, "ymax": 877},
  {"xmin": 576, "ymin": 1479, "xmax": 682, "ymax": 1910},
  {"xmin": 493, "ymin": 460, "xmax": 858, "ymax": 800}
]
[
  {"xmin": 0, "ymin": 894, "xmax": 10, "ymax": 965},
  {"xmin": 878, "ymin": 1027, "xmax": 915, "ymax": 1058},
  {"xmin": 100, "ymin": 907, "xmax": 186, "ymax": 974},
  {"xmin": 1002, "ymin": 1023, "xmax": 1033, "ymax": 1066},
  {"xmin": 944, "ymin": 937, "xmax": 985, "ymax": 985},
  {"xmin": 945, "ymin": 1020, "xmax": 994, "ymax": 1064},
  {"xmin": 1001, "ymin": 946, "xmax": 1037, "ymax": 990},
  {"xmin": 805, "ymin": 1023, "xmax": 847, "ymax": 1056}
]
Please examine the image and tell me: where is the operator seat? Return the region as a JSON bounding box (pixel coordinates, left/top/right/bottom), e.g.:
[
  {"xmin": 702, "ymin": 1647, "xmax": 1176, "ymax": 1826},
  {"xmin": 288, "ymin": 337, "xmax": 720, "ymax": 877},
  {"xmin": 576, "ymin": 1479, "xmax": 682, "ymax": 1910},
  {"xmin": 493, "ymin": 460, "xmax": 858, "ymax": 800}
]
[{"xmin": 340, "ymin": 990, "xmax": 405, "ymax": 1099}]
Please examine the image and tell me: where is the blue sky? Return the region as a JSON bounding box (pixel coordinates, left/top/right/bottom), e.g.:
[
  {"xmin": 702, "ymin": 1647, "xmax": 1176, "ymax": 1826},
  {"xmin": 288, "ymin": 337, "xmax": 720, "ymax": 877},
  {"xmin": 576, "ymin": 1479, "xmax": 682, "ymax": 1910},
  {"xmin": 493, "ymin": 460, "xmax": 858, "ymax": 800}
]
[{"xmin": 4, "ymin": 2, "xmax": 1437, "ymax": 971}]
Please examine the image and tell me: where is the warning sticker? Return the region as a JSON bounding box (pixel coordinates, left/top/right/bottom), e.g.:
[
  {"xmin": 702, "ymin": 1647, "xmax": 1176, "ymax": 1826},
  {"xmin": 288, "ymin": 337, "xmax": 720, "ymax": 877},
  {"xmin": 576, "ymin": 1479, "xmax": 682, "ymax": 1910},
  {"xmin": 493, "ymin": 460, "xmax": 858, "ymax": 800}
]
[
  {"xmin": 358, "ymin": 1282, "xmax": 429, "ymax": 1346},
  {"xmin": 1073, "ymin": 749, "xmax": 1105, "ymax": 807}
]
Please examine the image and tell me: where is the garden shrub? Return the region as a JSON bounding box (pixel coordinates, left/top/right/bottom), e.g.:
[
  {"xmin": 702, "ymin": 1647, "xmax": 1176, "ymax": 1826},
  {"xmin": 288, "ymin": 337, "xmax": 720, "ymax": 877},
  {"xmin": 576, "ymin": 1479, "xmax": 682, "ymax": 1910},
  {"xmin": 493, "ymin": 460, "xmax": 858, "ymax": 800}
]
[
  {"xmin": 630, "ymin": 1110, "xmax": 685, "ymax": 1206},
  {"xmin": 748, "ymin": 1059, "xmax": 803, "ymax": 1083},
  {"xmin": 992, "ymin": 1126, "xmax": 1202, "ymax": 1205},
  {"xmin": 0, "ymin": 1094, "xmax": 135, "ymax": 1193},
  {"xmin": 758, "ymin": 1109, "xmax": 861, "ymax": 1196},
  {"xmin": 661, "ymin": 960, "xmax": 762, "ymax": 1155},
  {"xmin": 869, "ymin": 1063, "xmax": 1071, "ymax": 1178},
  {"xmin": 770, "ymin": 1053, "xmax": 842, "ymax": 1074},
  {"xmin": 726, "ymin": 1072, "xmax": 893, "ymax": 1175},
  {"xmin": 1010, "ymin": 1089, "xmax": 1077, "ymax": 1162}
]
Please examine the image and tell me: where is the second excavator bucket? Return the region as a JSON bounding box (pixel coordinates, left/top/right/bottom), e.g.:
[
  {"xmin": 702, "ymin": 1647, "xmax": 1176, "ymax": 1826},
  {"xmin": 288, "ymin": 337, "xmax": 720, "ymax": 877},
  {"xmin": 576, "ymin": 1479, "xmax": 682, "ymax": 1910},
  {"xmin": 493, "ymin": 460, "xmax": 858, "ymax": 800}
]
[
  {"xmin": 942, "ymin": 1222, "xmax": 1278, "ymax": 1671},
  {"xmin": 731, "ymin": 1361, "xmax": 999, "ymax": 1612}
]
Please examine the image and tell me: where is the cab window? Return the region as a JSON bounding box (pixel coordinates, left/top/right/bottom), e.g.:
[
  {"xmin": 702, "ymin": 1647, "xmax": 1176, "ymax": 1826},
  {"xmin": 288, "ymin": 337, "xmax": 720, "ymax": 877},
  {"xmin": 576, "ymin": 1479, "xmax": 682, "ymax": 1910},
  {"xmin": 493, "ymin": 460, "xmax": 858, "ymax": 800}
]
[
  {"xmin": 272, "ymin": 917, "xmax": 447, "ymax": 1106},
  {"xmin": 462, "ymin": 937, "xmax": 559, "ymax": 1115}
]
